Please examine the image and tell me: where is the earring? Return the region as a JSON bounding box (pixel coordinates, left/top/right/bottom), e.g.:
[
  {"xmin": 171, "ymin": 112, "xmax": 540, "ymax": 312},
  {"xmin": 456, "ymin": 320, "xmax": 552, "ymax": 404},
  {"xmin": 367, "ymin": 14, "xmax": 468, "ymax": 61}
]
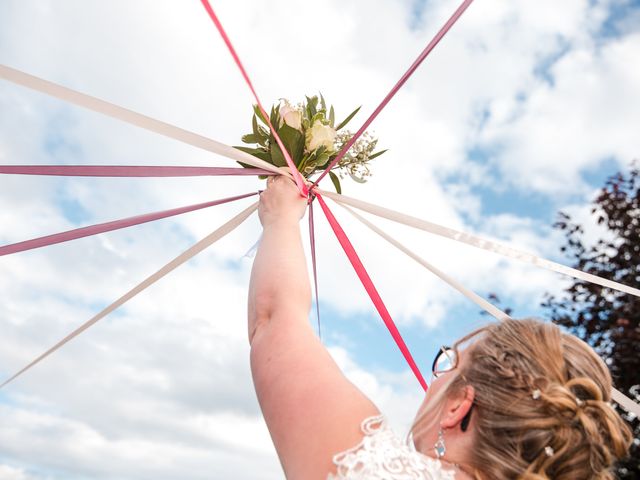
[{"xmin": 434, "ymin": 427, "xmax": 446, "ymax": 458}]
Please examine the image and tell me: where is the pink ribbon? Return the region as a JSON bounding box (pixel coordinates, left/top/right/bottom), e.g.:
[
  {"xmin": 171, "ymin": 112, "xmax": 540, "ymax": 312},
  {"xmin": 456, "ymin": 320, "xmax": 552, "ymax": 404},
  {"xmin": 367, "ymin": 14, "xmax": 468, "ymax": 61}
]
[
  {"xmin": 0, "ymin": 192, "xmax": 258, "ymax": 256},
  {"xmin": 199, "ymin": 0, "xmax": 308, "ymax": 196},
  {"xmin": 0, "ymin": 165, "xmax": 273, "ymax": 177},
  {"xmin": 315, "ymin": 192, "xmax": 428, "ymax": 391},
  {"xmin": 313, "ymin": 0, "xmax": 475, "ymax": 188}
]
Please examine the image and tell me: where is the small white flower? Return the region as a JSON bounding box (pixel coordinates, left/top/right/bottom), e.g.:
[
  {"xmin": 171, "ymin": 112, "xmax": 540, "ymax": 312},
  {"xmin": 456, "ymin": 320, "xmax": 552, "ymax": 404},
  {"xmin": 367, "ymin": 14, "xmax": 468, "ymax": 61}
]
[
  {"xmin": 306, "ymin": 122, "xmax": 336, "ymax": 152},
  {"xmin": 279, "ymin": 103, "xmax": 302, "ymax": 131}
]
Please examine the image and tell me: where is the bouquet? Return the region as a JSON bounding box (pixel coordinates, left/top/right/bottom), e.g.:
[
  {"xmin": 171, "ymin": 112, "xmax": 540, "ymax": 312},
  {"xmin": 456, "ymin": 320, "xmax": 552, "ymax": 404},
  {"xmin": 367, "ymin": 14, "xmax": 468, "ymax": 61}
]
[{"xmin": 235, "ymin": 95, "xmax": 386, "ymax": 193}]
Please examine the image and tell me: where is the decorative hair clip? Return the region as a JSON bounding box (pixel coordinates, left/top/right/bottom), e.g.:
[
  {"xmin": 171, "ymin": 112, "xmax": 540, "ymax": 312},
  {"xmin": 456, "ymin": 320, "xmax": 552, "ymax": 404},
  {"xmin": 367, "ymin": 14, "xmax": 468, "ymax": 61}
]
[
  {"xmin": 575, "ymin": 397, "xmax": 584, "ymax": 407},
  {"xmin": 532, "ymin": 389, "xmax": 541, "ymax": 400},
  {"xmin": 544, "ymin": 446, "xmax": 554, "ymax": 457}
]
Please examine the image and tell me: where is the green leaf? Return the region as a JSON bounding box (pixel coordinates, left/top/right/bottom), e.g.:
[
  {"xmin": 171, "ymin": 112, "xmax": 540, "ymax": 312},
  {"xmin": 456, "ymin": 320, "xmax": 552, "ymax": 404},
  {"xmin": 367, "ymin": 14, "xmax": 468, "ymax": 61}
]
[
  {"xmin": 234, "ymin": 146, "xmax": 272, "ymax": 163},
  {"xmin": 336, "ymin": 106, "xmax": 361, "ymax": 130},
  {"xmin": 278, "ymin": 124, "xmax": 305, "ymax": 166},
  {"xmin": 269, "ymin": 140, "xmax": 287, "ymax": 167},
  {"xmin": 316, "ymin": 152, "xmax": 330, "ymax": 167},
  {"xmin": 269, "ymin": 105, "xmax": 280, "ymax": 131},
  {"xmin": 306, "ymin": 95, "xmax": 318, "ymax": 117},
  {"xmin": 329, "ymin": 171, "xmax": 342, "ymax": 194},
  {"xmin": 329, "ymin": 105, "xmax": 335, "ymax": 128},
  {"xmin": 252, "ymin": 114, "xmax": 259, "ymax": 136},
  {"xmin": 368, "ymin": 149, "xmax": 388, "ymax": 160},
  {"xmin": 319, "ymin": 93, "xmax": 327, "ymax": 112},
  {"xmin": 241, "ymin": 134, "xmax": 262, "ymax": 144},
  {"xmin": 253, "ymin": 105, "xmax": 269, "ymax": 127}
]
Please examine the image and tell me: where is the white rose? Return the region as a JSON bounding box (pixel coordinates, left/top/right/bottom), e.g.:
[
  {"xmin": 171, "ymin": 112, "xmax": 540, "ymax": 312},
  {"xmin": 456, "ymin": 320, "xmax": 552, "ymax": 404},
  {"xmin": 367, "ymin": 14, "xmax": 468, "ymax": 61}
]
[
  {"xmin": 279, "ymin": 104, "xmax": 302, "ymax": 131},
  {"xmin": 306, "ymin": 122, "xmax": 336, "ymax": 152}
]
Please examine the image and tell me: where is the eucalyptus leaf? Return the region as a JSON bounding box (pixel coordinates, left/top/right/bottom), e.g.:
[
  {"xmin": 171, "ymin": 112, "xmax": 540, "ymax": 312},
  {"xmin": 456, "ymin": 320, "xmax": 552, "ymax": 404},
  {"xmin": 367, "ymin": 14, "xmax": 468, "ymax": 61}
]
[
  {"xmin": 329, "ymin": 171, "xmax": 342, "ymax": 194},
  {"xmin": 336, "ymin": 106, "xmax": 361, "ymax": 130},
  {"xmin": 329, "ymin": 105, "xmax": 335, "ymax": 127}
]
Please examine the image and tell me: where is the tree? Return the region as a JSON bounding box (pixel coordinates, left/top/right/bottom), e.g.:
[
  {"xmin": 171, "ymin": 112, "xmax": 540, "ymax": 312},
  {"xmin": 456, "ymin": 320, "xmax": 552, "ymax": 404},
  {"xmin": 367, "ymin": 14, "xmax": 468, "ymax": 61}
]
[{"xmin": 542, "ymin": 163, "xmax": 640, "ymax": 478}]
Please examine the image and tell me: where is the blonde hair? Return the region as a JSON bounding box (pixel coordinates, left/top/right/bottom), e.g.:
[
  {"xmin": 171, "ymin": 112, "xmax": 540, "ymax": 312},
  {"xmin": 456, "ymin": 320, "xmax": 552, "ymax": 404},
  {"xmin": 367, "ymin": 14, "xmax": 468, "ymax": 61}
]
[{"xmin": 414, "ymin": 318, "xmax": 632, "ymax": 479}]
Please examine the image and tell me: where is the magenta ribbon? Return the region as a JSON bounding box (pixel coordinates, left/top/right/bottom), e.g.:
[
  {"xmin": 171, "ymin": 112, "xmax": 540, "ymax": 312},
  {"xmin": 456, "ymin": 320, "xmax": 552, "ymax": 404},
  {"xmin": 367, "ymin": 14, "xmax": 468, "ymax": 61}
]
[
  {"xmin": 199, "ymin": 0, "xmax": 308, "ymax": 196},
  {"xmin": 0, "ymin": 192, "xmax": 258, "ymax": 256},
  {"xmin": 312, "ymin": 0, "xmax": 475, "ymax": 188},
  {"xmin": 0, "ymin": 165, "xmax": 273, "ymax": 177}
]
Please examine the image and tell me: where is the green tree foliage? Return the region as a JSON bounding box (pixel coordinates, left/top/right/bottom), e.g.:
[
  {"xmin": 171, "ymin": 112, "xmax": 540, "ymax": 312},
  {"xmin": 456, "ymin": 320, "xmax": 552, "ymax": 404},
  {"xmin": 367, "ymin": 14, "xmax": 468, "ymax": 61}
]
[{"xmin": 542, "ymin": 163, "xmax": 640, "ymax": 478}]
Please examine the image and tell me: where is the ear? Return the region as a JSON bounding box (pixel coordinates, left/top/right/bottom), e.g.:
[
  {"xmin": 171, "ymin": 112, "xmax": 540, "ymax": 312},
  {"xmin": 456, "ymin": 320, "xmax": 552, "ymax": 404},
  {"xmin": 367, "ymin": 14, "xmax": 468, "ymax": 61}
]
[{"xmin": 440, "ymin": 385, "xmax": 475, "ymax": 430}]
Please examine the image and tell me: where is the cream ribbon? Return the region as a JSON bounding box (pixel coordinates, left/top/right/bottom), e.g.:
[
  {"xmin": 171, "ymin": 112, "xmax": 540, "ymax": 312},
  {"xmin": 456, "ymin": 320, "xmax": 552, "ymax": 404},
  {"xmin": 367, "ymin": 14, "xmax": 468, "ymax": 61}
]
[
  {"xmin": 320, "ymin": 189, "xmax": 640, "ymax": 298},
  {"xmin": 0, "ymin": 201, "xmax": 258, "ymax": 389},
  {"xmin": 0, "ymin": 64, "xmax": 288, "ymax": 178},
  {"xmin": 335, "ymin": 200, "xmax": 640, "ymax": 417}
]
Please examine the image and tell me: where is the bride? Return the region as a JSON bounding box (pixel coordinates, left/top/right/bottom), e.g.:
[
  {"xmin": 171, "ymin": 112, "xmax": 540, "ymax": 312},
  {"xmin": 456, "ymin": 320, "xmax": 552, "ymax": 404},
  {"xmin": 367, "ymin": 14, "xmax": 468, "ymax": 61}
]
[{"xmin": 247, "ymin": 175, "xmax": 631, "ymax": 479}]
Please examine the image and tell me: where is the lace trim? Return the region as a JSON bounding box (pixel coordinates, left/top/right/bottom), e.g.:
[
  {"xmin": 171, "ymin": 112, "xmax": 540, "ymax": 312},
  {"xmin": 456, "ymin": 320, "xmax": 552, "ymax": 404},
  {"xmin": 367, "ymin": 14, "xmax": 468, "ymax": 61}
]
[{"xmin": 328, "ymin": 415, "xmax": 456, "ymax": 479}]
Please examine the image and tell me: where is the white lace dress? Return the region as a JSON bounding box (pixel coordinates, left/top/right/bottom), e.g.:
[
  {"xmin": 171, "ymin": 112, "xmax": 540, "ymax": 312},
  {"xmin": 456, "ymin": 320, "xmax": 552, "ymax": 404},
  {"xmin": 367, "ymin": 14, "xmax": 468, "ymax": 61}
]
[{"xmin": 328, "ymin": 415, "xmax": 456, "ymax": 480}]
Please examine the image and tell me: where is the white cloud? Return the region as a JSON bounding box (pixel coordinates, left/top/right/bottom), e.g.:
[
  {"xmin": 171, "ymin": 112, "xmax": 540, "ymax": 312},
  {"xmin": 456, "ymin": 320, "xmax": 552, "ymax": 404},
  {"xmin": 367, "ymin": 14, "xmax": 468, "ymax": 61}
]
[{"xmin": 0, "ymin": 0, "xmax": 636, "ymax": 478}]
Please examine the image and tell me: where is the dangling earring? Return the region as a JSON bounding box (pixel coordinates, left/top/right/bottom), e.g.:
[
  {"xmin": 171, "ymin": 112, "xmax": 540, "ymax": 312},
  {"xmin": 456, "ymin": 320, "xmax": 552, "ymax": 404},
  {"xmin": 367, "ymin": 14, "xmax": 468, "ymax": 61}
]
[{"xmin": 434, "ymin": 427, "xmax": 446, "ymax": 458}]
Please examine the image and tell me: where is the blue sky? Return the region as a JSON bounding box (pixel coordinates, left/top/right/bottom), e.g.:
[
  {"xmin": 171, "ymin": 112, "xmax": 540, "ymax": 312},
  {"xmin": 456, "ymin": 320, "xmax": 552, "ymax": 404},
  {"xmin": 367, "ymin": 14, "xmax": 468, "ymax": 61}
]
[{"xmin": 1, "ymin": 1, "xmax": 639, "ymax": 479}]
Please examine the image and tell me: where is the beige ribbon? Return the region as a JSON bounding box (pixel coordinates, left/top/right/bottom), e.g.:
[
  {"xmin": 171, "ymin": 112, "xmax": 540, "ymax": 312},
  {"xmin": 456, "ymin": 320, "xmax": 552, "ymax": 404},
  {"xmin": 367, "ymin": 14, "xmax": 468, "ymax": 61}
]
[
  {"xmin": 334, "ymin": 199, "xmax": 640, "ymax": 417},
  {"xmin": 0, "ymin": 201, "xmax": 258, "ymax": 389},
  {"xmin": 0, "ymin": 64, "xmax": 288, "ymax": 177},
  {"xmin": 320, "ymin": 189, "xmax": 640, "ymax": 298}
]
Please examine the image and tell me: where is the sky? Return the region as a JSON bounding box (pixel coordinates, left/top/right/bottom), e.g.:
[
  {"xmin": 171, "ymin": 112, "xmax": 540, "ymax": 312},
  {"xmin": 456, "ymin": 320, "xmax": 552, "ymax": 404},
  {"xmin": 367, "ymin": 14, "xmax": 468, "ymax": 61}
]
[{"xmin": 0, "ymin": 0, "xmax": 638, "ymax": 478}]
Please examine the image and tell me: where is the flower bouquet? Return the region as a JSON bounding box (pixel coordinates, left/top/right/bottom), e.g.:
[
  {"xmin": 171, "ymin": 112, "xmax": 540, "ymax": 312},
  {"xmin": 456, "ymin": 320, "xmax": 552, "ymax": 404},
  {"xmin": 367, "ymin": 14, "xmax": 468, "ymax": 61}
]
[{"xmin": 235, "ymin": 95, "xmax": 386, "ymax": 193}]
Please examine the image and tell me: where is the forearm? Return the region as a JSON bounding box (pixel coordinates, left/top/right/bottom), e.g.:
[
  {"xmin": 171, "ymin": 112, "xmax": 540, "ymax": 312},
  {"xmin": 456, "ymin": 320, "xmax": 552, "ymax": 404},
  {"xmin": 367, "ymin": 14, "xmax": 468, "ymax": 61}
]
[{"xmin": 248, "ymin": 219, "xmax": 311, "ymax": 343}]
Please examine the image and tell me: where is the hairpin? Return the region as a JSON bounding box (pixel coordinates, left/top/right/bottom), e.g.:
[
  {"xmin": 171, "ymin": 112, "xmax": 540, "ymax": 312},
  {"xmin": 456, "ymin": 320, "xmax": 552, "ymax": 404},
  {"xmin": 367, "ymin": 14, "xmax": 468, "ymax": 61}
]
[
  {"xmin": 544, "ymin": 446, "xmax": 554, "ymax": 457},
  {"xmin": 532, "ymin": 389, "xmax": 541, "ymax": 400}
]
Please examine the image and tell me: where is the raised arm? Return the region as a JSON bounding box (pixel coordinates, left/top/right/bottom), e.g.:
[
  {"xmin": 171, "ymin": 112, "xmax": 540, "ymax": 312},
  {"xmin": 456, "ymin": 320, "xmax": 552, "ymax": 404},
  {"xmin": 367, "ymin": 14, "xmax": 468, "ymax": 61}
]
[{"xmin": 248, "ymin": 176, "xmax": 379, "ymax": 479}]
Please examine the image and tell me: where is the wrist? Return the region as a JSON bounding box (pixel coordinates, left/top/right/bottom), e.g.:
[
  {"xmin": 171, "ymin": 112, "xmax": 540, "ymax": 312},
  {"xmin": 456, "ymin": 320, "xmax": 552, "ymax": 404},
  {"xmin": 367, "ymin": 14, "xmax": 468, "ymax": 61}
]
[{"xmin": 262, "ymin": 218, "xmax": 301, "ymax": 230}]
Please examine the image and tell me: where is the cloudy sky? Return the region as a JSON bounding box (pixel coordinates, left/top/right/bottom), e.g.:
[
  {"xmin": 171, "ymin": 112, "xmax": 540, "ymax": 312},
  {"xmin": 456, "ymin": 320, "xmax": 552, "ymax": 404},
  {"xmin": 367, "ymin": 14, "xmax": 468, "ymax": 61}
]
[{"xmin": 0, "ymin": 0, "xmax": 638, "ymax": 478}]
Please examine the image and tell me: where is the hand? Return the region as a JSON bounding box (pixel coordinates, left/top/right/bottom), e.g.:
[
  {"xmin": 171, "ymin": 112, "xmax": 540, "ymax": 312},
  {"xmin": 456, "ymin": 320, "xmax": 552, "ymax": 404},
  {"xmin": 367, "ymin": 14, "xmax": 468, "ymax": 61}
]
[{"xmin": 258, "ymin": 175, "xmax": 308, "ymax": 228}]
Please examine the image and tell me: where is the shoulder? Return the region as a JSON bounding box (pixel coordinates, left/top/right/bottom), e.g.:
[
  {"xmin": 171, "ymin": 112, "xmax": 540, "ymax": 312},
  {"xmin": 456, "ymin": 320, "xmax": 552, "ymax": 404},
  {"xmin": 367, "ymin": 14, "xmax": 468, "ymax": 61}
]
[{"xmin": 328, "ymin": 415, "xmax": 456, "ymax": 480}]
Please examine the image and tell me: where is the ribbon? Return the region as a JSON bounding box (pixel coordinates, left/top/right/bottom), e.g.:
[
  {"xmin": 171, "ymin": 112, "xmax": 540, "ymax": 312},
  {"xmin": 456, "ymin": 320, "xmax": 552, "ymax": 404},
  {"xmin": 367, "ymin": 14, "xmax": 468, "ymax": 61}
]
[
  {"xmin": 312, "ymin": 0, "xmax": 475, "ymax": 187},
  {"xmin": 0, "ymin": 192, "xmax": 257, "ymax": 256},
  {"xmin": 315, "ymin": 192, "xmax": 428, "ymax": 390},
  {"xmin": 321, "ymin": 189, "xmax": 640, "ymax": 298},
  {"xmin": 308, "ymin": 198, "xmax": 322, "ymax": 337},
  {"xmin": 0, "ymin": 64, "xmax": 288, "ymax": 177},
  {"xmin": 341, "ymin": 203, "xmax": 640, "ymax": 417},
  {"xmin": 0, "ymin": 165, "xmax": 273, "ymax": 177},
  {"xmin": 199, "ymin": 0, "xmax": 308, "ymax": 196},
  {"xmin": 0, "ymin": 201, "xmax": 259, "ymax": 389}
]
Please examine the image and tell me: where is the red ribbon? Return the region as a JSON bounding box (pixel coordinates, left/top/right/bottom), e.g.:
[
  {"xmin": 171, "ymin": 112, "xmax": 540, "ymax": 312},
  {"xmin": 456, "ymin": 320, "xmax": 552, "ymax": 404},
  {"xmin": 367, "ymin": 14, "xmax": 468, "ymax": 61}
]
[
  {"xmin": 0, "ymin": 165, "xmax": 273, "ymax": 177},
  {"xmin": 315, "ymin": 192, "xmax": 428, "ymax": 391},
  {"xmin": 199, "ymin": 0, "xmax": 308, "ymax": 197},
  {"xmin": 0, "ymin": 192, "xmax": 258, "ymax": 256}
]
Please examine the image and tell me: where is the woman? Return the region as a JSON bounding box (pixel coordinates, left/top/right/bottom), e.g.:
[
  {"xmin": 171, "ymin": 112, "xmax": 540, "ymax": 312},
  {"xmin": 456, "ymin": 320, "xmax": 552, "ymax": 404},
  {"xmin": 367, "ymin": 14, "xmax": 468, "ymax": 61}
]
[{"xmin": 248, "ymin": 175, "xmax": 632, "ymax": 479}]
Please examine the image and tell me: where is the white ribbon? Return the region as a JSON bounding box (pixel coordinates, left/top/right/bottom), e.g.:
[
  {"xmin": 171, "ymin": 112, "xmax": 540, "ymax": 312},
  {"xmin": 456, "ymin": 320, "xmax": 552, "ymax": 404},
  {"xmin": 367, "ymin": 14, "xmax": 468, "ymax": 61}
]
[
  {"xmin": 319, "ymin": 189, "xmax": 640, "ymax": 298},
  {"xmin": 0, "ymin": 201, "xmax": 258, "ymax": 389},
  {"xmin": 334, "ymin": 199, "xmax": 640, "ymax": 417},
  {"xmin": 0, "ymin": 64, "xmax": 288, "ymax": 177}
]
